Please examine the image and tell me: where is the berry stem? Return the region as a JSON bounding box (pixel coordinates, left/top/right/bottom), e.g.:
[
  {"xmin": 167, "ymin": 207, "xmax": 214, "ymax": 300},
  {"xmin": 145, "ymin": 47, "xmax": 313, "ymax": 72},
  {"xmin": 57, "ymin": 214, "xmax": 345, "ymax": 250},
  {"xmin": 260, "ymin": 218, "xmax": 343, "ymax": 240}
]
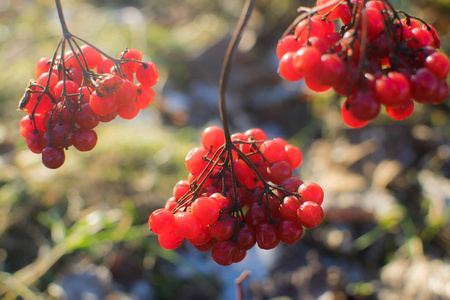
[
  {"xmin": 55, "ymin": 0, "xmax": 71, "ymax": 37},
  {"xmin": 219, "ymin": 0, "xmax": 256, "ymax": 146}
]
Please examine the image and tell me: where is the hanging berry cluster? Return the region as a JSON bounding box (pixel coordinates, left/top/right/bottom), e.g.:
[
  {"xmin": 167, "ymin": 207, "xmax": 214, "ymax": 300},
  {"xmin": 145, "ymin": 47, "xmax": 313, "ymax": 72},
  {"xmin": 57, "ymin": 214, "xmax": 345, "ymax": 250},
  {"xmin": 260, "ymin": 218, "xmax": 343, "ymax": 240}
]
[
  {"xmin": 277, "ymin": 0, "xmax": 449, "ymax": 128},
  {"xmin": 18, "ymin": 2, "xmax": 159, "ymax": 169},
  {"xmin": 148, "ymin": 126, "xmax": 324, "ymax": 266}
]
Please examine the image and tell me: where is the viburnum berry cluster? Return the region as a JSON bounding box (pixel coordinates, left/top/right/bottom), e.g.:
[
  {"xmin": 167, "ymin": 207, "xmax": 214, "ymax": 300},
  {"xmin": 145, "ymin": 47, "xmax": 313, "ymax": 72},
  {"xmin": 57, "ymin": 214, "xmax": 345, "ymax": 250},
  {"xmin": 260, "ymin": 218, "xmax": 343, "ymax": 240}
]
[
  {"xmin": 149, "ymin": 126, "xmax": 324, "ymax": 265},
  {"xmin": 18, "ymin": 1, "xmax": 158, "ymax": 169},
  {"xmin": 277, "ymin": 0, "xmax": 449, "ymax": 127}
]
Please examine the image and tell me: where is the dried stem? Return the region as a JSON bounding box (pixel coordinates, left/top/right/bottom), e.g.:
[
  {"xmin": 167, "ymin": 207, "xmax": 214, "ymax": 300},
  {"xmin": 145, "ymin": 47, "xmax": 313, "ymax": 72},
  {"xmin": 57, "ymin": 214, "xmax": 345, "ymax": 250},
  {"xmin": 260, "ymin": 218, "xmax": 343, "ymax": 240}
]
[
  {"xmin": 55, "ymin": 0, "xmax": 70, "ymax": 36},
  {"xmin": 219, "ymin": 0, "xmax": 256, "ymax": 146},
  {"xmin": 235, "ymin": 270, "xmax": 251, "ymax": 300}
]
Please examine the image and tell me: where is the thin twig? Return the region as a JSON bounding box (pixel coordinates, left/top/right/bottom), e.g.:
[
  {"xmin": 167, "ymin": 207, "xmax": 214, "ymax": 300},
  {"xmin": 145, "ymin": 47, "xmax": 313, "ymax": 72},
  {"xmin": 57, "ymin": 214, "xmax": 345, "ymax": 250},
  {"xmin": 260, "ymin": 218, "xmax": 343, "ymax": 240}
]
[
  {"xmin": 235, "ymin": 270, "xmax": 251, "ymax": 300},
  {"xmin": 219, "ymin": 0, "xmax": 256, "ymax": 146}
]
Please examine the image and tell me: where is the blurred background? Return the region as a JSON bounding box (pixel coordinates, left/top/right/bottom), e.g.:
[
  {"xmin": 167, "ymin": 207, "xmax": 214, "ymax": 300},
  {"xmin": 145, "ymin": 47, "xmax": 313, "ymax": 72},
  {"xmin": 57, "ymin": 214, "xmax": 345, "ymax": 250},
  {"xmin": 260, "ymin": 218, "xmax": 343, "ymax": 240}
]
[{"xmin": 0, "ymin": 0, "xmax": 449, "ymax": 299}]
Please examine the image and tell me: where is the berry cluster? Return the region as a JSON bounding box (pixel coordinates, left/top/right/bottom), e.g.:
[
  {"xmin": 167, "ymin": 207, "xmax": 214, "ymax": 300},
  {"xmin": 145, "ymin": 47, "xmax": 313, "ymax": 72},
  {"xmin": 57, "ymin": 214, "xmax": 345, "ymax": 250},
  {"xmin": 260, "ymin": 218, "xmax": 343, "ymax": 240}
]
[
  {"xmin": 277, "ymin": 0, "xmax": 449, "ymax": 128},
  {"xmin": 19, "ymin": 45, "xmax": 158, "ymax": 168},
  {"xmin": 148, "ymin": 126, "xmax": 324, "ymax": 266}
]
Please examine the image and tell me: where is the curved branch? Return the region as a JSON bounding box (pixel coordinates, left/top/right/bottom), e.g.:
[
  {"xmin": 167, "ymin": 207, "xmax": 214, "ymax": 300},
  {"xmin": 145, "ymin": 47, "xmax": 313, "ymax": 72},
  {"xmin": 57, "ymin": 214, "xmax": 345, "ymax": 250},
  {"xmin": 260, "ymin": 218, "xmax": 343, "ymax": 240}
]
[{"xmin": 219, "ymin": 0, "xmax": 256, "ymax": 146}]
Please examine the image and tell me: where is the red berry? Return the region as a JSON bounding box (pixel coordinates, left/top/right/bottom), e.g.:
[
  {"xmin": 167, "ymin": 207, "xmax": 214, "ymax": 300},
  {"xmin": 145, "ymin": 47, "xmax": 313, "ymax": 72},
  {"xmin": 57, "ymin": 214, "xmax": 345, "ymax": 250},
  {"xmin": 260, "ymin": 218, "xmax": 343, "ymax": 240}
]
[
  {"xmin": 375, "ymin": 72, "xmax": 411, "ymax": 106},
  {"xmin": 410, "ymin": 68, "xmax": 438, "ymax": 103},
  {"xmin": 317, "ymin": 54, "xmax": 345, "ymax": 86},
  {"xmin": 97, "ymin": 58, "xmax": 115, "ymax": 74},
  {"xmin": 260, "ymin": 140, "xmax": 286, "ymax": 163},
  {"xmin": 19, "ymin": 115, "xmax": 37, "ymax": 138},
  {"xmin": 165, "ymin": 197, "xmax": 178, "ymax": 211},
  {"xmin": 73, "ymin": 129, "xmax": 97, "ymax": 152},
  {"xmin": 341, "ymin": 100, "xmax": 368, "ymax": 128},
  {"xmin": 26, "ymin": 130, "xmax": 44, "ymax": 154},
  {"xmin": 80, "ymin": 45, "xmax": 103, "ymax": 70},
  {"xmin": 116, "ymin": 79, "xmax": 137, "ymax": 106},
  {"xmin": 89, "ymin": 91, "xmax": 119, "ymax": 116},
  {"xmin": 295, "ymin": 15, "xmax": 334, "ymax": 42},
  {"xmin": 255, "ymin": 223, "xmax": 280, "ymax": 249},
  {"xmin": 158, "ymin": 233, "xmax": 183, "ymax": 250},
  {"xmin": 208, "ymin": 214, "xmax": 234, "ymax": 241},
  {"xmin": 136, "ymin": 62, "xmax": 159, "ymax": 86},
  {"xmin": 298, "ymin": 182, "xmax": 324, "ymax": 205},
  {"xmin": 359, "ymin": 8, "xmax": 385, "ymax": 39},
  {"xmin": 37, "ymin": 72, "xmax": 59, "ymax": 94},
  {"xmin": 35, "ymin": 57, "xmax": 52, "ymax": 78},
  {"xmin": 430, "ymin": 79, "xmax": 449, "ymax": 104},
  {"xmin": 191, "ymin": 197, "xmax": 220, "ymax": 226},
  {"xmin": 385, "ymin": 99, "xmax": 414, "ymax": 120},
  {"xmin": 119, "ymin": 48, "xmax": 143, "ymax": 73},
  {"xmin": 425, "ymin": 52, "xmax": 450, "ymax": 80},
  {"xmin": 42, "ymin": 146, "xmax": 65, "ymax": 169},
  {"xmin": 118, "ymin": 100, "xmax": 140, "ymax": 120},
  {"xmin": 173, "ymin": 179, "xmax": 190, "ymax": 200},
  {"xmin": 279, "ymin": 195, "xmax": 301, "ymax": 221},
  {"xmin": 75, "ymin": 103, "xmax": 100, "ymax": 130},
  {"xmin": 175, "ymin": 211, "xmax": 202, "ymax": 240},
  {"xmin": 245, "ymin": 203, "xmax": 268, "ymax": 227},
  {"xmin": 211, "ymin": 240, "xmax": 238, "ymax": 266},
  {"xmin": 148, "ymin": 208, "xmax": 176, "ymax": 235},
  {"xmin": 284, "ymin": 145, "xmax": 303, "ymax": 169},
  {"xmin": 235, "ymin": 223, "xmax": 256, "ymax": 251},
  {"xmin": 347, "ymin": 90, "xmax": 381, "ymax": 121},
  {"xmin": 281, "ymin": 176, "xmax": 303, "ymax": 192},
  {"xmin": 276, "ymin": 35, "xmax": 302, "ymax": 59},
  {"xmin": 297, "ymin": 201, "xmax": 324, "ymax": 228},
  {"xmin": 185, "ymin": 146, "xmax": 209, "ymax": 174},
  {"xmin": 187, "ymin": 226, "xmax": 212, "ymax": 246},
  {"xmin": 42, "ymin": 123, "xmax": 74, "ymax": 148},
  {"xmin": 136, "ymin": 84, "xmax": 155, "ymax": 109},
  {"xmin": 277, "ymin": 220, "xmax": 304, "ymax": 245},
  {"xmin": 267, "ymin": 160, "xmax": 292, "ymax": 185},
  {"xmin": 292, "ymin": 46, "xmax": 321, "ymax": 79},
  {"xmin": 193, "ymin": 237, "xmax": 216, "ymax": 251},
  {"xmin": 201, "ymin": 126, "xmax": 225, "ymax": 153},
  {"xmin": 278, "ymin": 52, "xmax": 304, "ymax": 81},
  {"xmin": 210, "ymin": 193, "xmax": 233, "ymax": 211}
]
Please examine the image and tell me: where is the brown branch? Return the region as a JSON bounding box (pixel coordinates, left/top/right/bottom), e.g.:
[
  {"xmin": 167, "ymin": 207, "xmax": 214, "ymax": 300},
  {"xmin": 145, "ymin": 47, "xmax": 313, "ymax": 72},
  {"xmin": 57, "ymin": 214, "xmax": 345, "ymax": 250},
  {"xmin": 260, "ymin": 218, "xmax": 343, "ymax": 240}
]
[
  {"xmin": 219, "ymin": 0, "xmax": 256, "ymax": 146},
  {"xmin": 235, "ymin": 270, "xmax": 251, "ymax": 300}
]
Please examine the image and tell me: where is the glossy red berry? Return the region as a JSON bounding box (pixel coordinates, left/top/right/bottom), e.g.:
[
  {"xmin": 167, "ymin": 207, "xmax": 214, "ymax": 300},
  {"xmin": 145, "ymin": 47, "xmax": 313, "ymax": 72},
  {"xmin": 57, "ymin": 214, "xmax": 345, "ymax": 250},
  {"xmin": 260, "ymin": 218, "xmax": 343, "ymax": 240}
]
[
  {"xmin": 255, "ymin": 223, "xmax": 280, "ymax": 249},
  {"xmin": 298, "ymin": 182, "xmax": 324, "ymax": 205},
  {"xmin": 277, "ymin": 220, "xmax": 304, "ymax": 245},
  {"xmin": 297, "ymin": 201, "xmax": 324, "ymax": 228},
  {"xmin": 201, "ymin": 126, "xmax": 225, "ymax": 153},
  {"xmin": 278, "ymin": 52, "xmax": 304, "ymax": 81},
  {"xmin": 185, "ymin": 146, "xmax": 209, "ymax": 174},
  {"xmin": 42, "ymin": 146, "xmax": 65, "ymax": 169},
  {"xmin": 208, "ymin": 214, "xmax": 234, "ymax": 241},
  {"xmin": 211, "ymin": 240, "xmax": 238, "ymax": 266},
  {"xmin": 191, "ymin": 197, "xmax": 220, "ymax": 226},
  {"xmin": 136, "ymin": 62, "xmax": 159, "ymax": 86},
  {"xmin": 425, "ymin": 52, "xmax": 450, "ymax": 80},
  {"xmin": 347, "ymin": 90, "xmax": 381, "ymax": 121},
  {"xmin": 276, "ymin": 35, "xmax": 302, "ymax": 59},
  {"xmin": 385, "ymin": 99, "xmax": 414, "ymax": 120},
  {"xmin": 89, "ymin": 91, "xmax": 119, "ymax": 116},
  {"xmin": 158, "ymin": 233, "xmax": 183, "ymax": 250},
  {"xmin": 175, "ymin": 212, "xmax": 202, "ymax": 240},
  {"xmin": 235, "ymin": 223, "xmax": 256, "ymax": 251},
  {"xmin": 267, "ymin": 160, "xmax": 292, "ymax": 185},
  {"xmin": 73, "ymin": 129, "xmax": 97, "ymax": 152},
  {"xmin": 284, "ymin": 145, "xmax": 303, "ymax": 169},
  {"xmin": 148, "ymin": 208, "xmax": 176, "ymax": 235}
]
